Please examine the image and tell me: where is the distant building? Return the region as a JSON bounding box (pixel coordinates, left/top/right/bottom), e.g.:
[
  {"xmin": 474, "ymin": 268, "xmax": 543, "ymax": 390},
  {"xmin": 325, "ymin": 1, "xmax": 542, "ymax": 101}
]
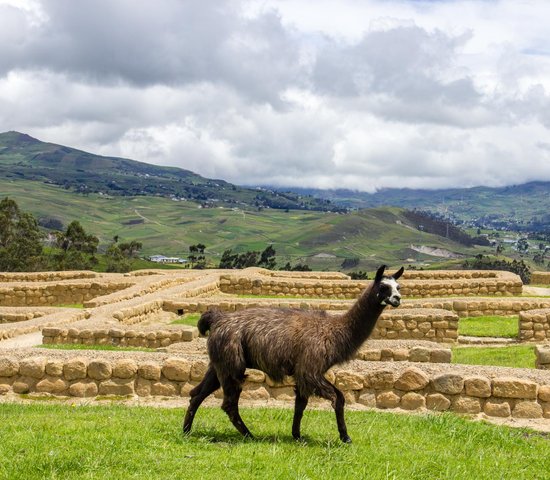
[{"xmin": 148, "ymin": 255, "xmax": 187, "ymax": 264}]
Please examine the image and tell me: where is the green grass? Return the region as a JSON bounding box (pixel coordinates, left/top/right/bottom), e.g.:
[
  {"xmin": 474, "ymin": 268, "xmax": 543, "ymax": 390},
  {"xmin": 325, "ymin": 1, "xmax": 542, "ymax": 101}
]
[
  {"xmin": 0, "ymin": 404, "xmax": 549, "ymax": 479},
  {"xmin": 171, "ymin": 313, "xmax": 201, "ymax": 326},
  {"xmin": 452, "ymin": 345, "xmax": 535, "ymax": 369},
  {"xmin": 38, "ymin": 344, "xmax": 156, "ymax": 352},
  {"xmin": 54, "ymin": 303, "xmax": 85, "ymax": 309},
  {"xmin": 459, "ymin": 316, "xmax": 519, "ymax": 338}
]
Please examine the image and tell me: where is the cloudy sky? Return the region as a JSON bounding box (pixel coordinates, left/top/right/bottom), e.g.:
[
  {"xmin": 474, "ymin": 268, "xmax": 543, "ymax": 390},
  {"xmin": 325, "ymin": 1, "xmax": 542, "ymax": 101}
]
[{"xmin": 2, "ymin": 0, "xmax": 550, "ymax": 192}]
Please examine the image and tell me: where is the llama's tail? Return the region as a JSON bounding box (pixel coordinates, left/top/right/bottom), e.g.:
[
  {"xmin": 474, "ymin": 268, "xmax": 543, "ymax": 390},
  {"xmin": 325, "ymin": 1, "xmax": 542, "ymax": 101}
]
[{"xmin": 197, "ymin": 309, "xmax": 221, "ymax": 336}]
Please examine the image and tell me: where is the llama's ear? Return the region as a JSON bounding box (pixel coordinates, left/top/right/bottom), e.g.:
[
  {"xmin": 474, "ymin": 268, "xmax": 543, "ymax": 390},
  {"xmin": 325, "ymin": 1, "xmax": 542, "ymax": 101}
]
[
  {"xmin": 392, "ymin": 267, "xmax": 405, "ymax": 280},
  {"xmin": 375, "ymin": 265, "xmax": 387, "ymax": 283}
]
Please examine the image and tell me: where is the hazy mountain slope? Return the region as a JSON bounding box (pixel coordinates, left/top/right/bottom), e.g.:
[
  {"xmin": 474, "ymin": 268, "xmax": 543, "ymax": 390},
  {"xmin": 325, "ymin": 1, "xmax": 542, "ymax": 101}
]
[{"xmin": 0, "ymin": 131, "xmax": 339, "ymax": 212}]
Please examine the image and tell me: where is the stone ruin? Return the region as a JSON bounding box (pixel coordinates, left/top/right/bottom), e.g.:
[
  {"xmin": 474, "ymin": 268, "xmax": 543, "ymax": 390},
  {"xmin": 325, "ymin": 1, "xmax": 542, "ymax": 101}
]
[{"xmin": 0, "ymin": 267, "xmax": 549, "ymax": 421}]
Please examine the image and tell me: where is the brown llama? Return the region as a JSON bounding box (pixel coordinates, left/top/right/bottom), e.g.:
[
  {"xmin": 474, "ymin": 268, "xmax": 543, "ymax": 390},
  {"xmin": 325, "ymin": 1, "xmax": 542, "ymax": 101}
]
[{"xmin": 183, "ymin": 264, "xmax": 404, "ymax": 443}]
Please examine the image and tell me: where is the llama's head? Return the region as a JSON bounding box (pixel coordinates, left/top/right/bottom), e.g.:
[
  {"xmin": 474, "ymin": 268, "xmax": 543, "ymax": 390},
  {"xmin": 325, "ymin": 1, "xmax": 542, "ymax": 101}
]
[{"xmin": 374, "ymin": 265, "xmax": 404, "ymax": 307}]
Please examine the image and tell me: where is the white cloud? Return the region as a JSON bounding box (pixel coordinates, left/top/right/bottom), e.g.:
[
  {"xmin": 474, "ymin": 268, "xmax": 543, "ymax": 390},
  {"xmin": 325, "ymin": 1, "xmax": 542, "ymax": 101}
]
[{"xmin": 1, "ymin": 0, "xmax": 550, "ymax": 192}]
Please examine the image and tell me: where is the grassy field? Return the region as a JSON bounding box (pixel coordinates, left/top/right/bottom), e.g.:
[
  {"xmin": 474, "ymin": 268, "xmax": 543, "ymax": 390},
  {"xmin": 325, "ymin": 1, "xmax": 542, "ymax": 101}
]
[
  {"xmin": 458, "ymin": 316, "xmax": 519, "ymax": 338},
  {"xmin": 171, "ymin": 313, "xmax": 201, "ymax": 326},
  {"xmin": 452, "ymin": 345, "xmax": 535, "ymax": 369},
  {"xmin": 0, "ymin": 403, "xmax": 548, "ymax": 479},
  {"xmin": 0, "ymin": 179, "xmax": 483, "ymax": 270}
]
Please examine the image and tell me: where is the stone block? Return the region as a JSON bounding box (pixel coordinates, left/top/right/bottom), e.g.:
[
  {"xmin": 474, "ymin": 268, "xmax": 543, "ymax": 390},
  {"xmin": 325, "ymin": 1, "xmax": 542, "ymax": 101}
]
[
  {"xmin": 426, "ymin": 393, "xmax": 451, "ymax": 411},
  {"xmin": 45, "ymin": 360, "xmax": 64, "ymax": 377},
  {"xmin": 538, "ymin": 385, "xmax": 550, "ymax": 402},
  {"xmin": 98, "ymin": 379, "xmax": 135, "ymax": 396},
  {"xmin": 492, "ymin": 378, "xmax": 538, "ymax": 399},
  {"xmin": 270, "ymin": 386, "xmax": 295, "ymax": 401},
  {"xmin": 484, "ymin": 399, "xmax": 511, "ymax": 418},
  {"xmin": 512, "ymin": 401, "xmax": 543, "ymax": 419},
  {"xmin": 151, "ymin": 380, "xmax": 178, "ymax": 396},
  {"xmin": 357, "ymin": 391, "xmax": 376, "ymax": 408},
  {"xmin": 334, "ymin": 371, "xmax": 364, "ymax": 391},
  {"xmin": 400, "ymin": 392, "xmax": 425, "ymax": 410},
  {"xmin": 190, "ymin": 360, "xmax": 209, "ymax": 381},
  {"xmin": 452, "ymin": 396, "xmax": 481, "ymax": 414},
  {"xmin": 136, "ymin": 378, "xmax": 152, "ymax": 396},
  {"xmin": 0, "ymin": 357, "xmax": 18, "ymax": 377},
  {"xmin": 368, "ymin": 370, "xmax": 395, "ymax": 390},
  {"xmin": 246, "ymin": 369, "xmax": 266, "ymax": 383},
  {"xmin": 409, "ymin": 347, "xmax": 430, "ymax": 362},
  {"xmin": 19, "ymin": 357, "xmax": 46, "ymax": 379},
  {"xmin": 376, "ymin": 391, "xmax": 400, "ymax": 408},
  {"xmin": 394, "ymin": 367, "xmax": 429, "ymax": 391},
  {"xmin": 36, "ymin": 376, "xmax": 69, "ymax": 395},
  {"xmin": 13, "ymin": 377, "xmax": 36, "ymax": 394},
  {"xmin": 138, "ymin": 362, "xmax": 161, "ymax": 381},
  {"xmin": 464, "ymin": 377, "xmax": 491, "ymax": 398},
  {"xmin": 64, "ymin": 358, "xmax": 88, "ymax": 381},
  {"xmin": 430, "ymin": 349, "xmax": 452, "ymax": 363},
  {"xmin": 162, "ymin": 358, "xmax": 191, "ymax": 382},
  {"xmin": 241, "ymin": 384, "xmax": 270, "ymax": 401},
  {"xmin": 432, "ymin": 373, "xmax": 464, "ymax": 395},
  {"xmin": 111, "ymin": 359, "xmax": 138, "ymax": 379},
  {"xmin": 88, "ymin": 360, "xmax": 112, "ymax": 380}
]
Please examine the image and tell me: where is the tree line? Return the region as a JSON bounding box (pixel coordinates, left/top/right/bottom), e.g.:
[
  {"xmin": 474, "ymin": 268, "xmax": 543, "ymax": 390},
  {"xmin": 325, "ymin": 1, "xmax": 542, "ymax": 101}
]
[{"xmin": 0, "ymin": 197, "xmax": 141, "ymax": 273}]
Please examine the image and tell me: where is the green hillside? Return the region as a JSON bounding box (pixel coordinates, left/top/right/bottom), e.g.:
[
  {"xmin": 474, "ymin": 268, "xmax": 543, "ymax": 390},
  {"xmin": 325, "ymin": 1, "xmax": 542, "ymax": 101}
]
[
  {"xmin": 0, "ymin": 131, "xmax": 339, "ymax": 212},
  {"xmin": 291, "ymin": 182, "xmax": 550, "ymax": 231},
  {"xmin": 0, "ymin": 179, "xmax": 484, "ymax": 270}
]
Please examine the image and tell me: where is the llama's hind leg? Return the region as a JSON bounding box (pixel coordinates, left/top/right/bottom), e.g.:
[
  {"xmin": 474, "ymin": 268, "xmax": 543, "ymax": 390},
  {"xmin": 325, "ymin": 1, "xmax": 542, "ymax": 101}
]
[
  {"xmin": 292, "ymin": 391, "xmax": 309, "ymax": 440},
  {"xmin": 317, "ymin": 379, "xmax": 351, "ymax": 443},
  {"xmin": 183, "ymin": 366, "xmax": 220, "ymax": 434},
  {"xmin": 220, "ymin": 376, "xmax": 253, "ymax": 438}
]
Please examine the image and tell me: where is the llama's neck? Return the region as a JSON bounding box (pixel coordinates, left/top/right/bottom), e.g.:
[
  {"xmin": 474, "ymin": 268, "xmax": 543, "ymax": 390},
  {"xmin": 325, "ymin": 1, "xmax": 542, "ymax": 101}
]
[{"xmin": 332, "ymin": 285, "xmax": 386, "ymax": 363}]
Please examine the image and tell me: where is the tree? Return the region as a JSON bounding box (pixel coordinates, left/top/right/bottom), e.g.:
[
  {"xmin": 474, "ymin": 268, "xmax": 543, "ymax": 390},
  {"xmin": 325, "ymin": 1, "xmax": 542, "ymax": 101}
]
[
  {"xmin": 188, "ymin": 244, "xmax": 206, "ymax": 269},
  {"xmin": 54, "ymin": 221, "xmax": 99, "ymax": 270},
  {"xmin": 105, "ymin": 238, "xmax": 142, "ymax": 272},
  {"xmin": 258, "ymin": 245, "xmax": 276, "ymax": 269},
  {"xmin": 0, "ymin": 197, "xmax": 44, "ymax": 271}
]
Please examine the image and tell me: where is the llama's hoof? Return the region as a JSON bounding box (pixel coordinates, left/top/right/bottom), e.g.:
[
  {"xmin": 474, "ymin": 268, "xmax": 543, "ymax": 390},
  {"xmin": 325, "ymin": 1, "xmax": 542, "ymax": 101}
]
[{"xmin": 340, "ymin": 435, "xmax": 352, "ymax": 444}]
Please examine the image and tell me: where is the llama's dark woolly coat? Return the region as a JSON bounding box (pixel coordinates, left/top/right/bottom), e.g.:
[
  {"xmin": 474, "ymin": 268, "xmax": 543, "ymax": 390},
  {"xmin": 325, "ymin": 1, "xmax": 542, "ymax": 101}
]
[{"xmin": 198, "ymin": 282, "xmax": 385, "ymax": 397}]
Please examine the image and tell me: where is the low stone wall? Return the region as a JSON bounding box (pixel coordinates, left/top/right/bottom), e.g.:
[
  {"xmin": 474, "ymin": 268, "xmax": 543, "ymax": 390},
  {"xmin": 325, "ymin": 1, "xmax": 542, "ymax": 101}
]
[
  {"xmin": 357, "ymin": 344, "xmax": 451, "ymax": 363},
  {"xmin": 536, "ymin": 345, "xmax": 550, "ymax": 370},
  {"xmin": 112, "ymin": 300, "xmax": 165, "ymax": 325},
  {"xmin": 519, "ymin": 309, "xmax": 550, "ymax": 341},
  {"xmin": 370, "ymin": 309, "xmax": 458, "ymax": 343},
  {"xmin": 1, "ymin": 353, "xmax": 548, "ymax": 420},
  {"xmin": 0, "ymin": 281, "xmax": 134, "ymax": 307},
  {"xmin": 219, "ymin": 271, "xmax": 523, "ymax": 299},
  {"xmin": 0, "ymin": 307, "xmax": 59, "ymax": 323},
  {"xmin": 0, "ymin": 271, "xmax": 97, "ymax": 282},
  {"xmin": 0, "ymin": 309, "xmax": 89, "ymax": 341},
  {"xmin": 42, "ymin": 325, "xmax": 199, "ymax": 348},
  {"xmin": 531, "ymin": 271, "xmax": 550, "ymax": 285},
  {"xmin": 402, "ymin": 271, "xmax": 500, "ymax": 280},
  {"xmin": 404, "ymin": 297, "xmax": 550, "ymax": 318}
]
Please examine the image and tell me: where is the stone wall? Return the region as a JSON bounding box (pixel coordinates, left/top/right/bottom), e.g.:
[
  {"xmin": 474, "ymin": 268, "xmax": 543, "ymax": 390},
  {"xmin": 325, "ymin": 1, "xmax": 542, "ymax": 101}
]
[
  {"xmin": 42, "ymin": 325, "xmax": 199, "ymax": 348},
  {"xmin": 0, "ymin": 281, "xmax": 133, "ymax": 307},
  {"xmin": 357, "ymin": 344, "xmax": 451, "ymax": 363},
  {"xmin": 218, "ymin": 271, "xmax": 523, "ymax": 299},
  {"xmin": 370, "ymin": 309, "xmax": 458, "ymax": 343},
  {"xmin": 0, "ymin": 271, "xmax": 97, "ymax": 282},
  {"xmin": 404, "ymin": 297, "xmax": 550, "ymax": 318},
  {"xmin": 531, "ymin": 272, "xmax": 550, "ymax": 285},
  {"xmin": 519, "ymin": 309, "xmax": 550, "ymax": 341},
  {"xmin": 536, "ymin": 345, "xmax": 550, "ymax": 370},
  {"xmin": 1, "ymin": 354, "xmax": 548, "ymax": 419}
]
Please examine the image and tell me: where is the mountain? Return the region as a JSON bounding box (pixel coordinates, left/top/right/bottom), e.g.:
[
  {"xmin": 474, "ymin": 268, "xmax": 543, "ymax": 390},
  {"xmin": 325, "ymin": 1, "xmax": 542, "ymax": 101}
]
[
  {"xmin": 287, "ymin": 182, "xmax": 550, "ymax": 231},
  {"xmin": 0, "ymin": 131, "xmax": 341, "ymax": 212}
]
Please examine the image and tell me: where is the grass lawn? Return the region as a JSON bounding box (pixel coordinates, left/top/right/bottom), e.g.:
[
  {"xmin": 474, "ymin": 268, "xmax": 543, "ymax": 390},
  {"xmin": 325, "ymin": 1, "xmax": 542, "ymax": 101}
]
[
  {"xmin": 54, "ymin": 303, "xmax": 85, "ymax": 309},
  {"xmin": 0, "ymin": 404, "xmax": 548, "ymax": 479},
  {"xmin": 458, "ymin": 316, "xmax": 518, "ymax": 338},
  {"xmin": 171, "ymin": 313, "xmax": 201, "ymax": 326},
  {"xmin": 38, "ymin": 344, "xmax": 156, "ymax": 353},
  {"xmin": 452, "ymin": 345, "xmax": 535, "ymax": 369}
]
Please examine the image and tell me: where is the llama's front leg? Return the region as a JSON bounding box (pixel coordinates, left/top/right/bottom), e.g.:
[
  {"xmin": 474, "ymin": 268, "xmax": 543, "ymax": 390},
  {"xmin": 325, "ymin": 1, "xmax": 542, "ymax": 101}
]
[
  {"xmin": 221, "ymin": 378, "xmax": 253, "ymax": 438},
  {"xmin": 292, "ymin": 391, "xmax": 309, "ymax": 440},
  {"xmin": 318, "ymin": 379, "xmax": 351, "ymax": 443},
  {"xmin": 183, "ymin": 366, "xmax": 220, "ymax": 434}
]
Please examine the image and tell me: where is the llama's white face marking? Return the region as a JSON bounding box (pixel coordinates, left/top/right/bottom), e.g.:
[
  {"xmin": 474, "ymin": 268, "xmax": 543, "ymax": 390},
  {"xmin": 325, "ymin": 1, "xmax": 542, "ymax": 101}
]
[{"xmin": 379, "ymin": 278, "xmax": 401, "ymax": 307}]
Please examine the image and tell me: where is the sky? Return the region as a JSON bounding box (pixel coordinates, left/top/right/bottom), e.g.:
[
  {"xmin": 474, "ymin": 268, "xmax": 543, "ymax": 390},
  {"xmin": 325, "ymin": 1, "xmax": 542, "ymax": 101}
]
[{"xmin": 1, "ymin": 0, "xmax": 550, "ymax": 192}]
